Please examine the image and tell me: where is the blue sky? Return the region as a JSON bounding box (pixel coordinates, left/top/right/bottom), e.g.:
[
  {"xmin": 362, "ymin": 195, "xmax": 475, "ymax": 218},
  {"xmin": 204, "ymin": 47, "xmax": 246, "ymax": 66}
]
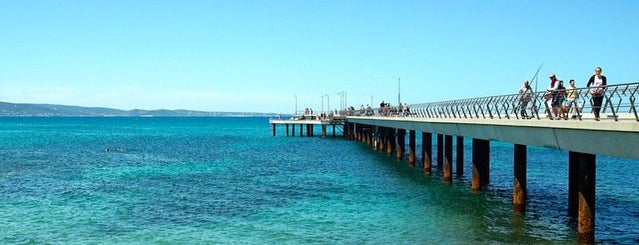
[{"xmin": 1, "ymin": 0, "xmax": 637, "ymax": 113}]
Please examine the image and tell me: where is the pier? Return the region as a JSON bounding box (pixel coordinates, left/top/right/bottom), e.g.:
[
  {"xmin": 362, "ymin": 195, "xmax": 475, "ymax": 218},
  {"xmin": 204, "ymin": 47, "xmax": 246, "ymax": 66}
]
[
  {"xmin": 269, "ymin": 114, "xmax": 345, "ymax": 138},
  {"xmin": 270, "ymin": 82, "xmax": 639, "ymax": 244}
]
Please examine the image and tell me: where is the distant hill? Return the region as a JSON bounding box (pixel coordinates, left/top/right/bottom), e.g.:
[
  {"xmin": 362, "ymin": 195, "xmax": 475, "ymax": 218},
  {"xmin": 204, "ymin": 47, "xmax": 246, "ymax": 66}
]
[{"xmin": 0, "ymin": 101, "xmax": 278, "ymax": 117}]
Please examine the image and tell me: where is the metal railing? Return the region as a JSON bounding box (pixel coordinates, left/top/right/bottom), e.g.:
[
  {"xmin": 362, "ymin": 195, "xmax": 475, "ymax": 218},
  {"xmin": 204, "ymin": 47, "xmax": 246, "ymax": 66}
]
[{"xmin": 343, "ymin": 82, "xmax": 639, "ymax": 121}]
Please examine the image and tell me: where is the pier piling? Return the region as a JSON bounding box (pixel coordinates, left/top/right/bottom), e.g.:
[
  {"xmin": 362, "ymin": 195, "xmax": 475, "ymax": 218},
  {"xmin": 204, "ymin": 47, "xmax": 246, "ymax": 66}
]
[
  {"xmin": 444, "ymin": 135, "xmax": 453, "ymax": 181},
  {"xmin": 472, "ymin": 138, "xmax": 490, "ymax": 191},
  {"xmin": 379, "ymin": 127, "xmax": 386, "ymax": 152},
  {"xmin": 578, "ymin": 152, "xmax": 596, "ymax": 244},
  {"xmin": 456, "ymin": 136, "xmax": 464, "ymax": 175},
  {"xmin": 568, "ymin": 151, "xmax": 579, "ymax": 218},
  {"xmin": 397, "ymin": 129, "xmax": 406, "ymax": 160},
  {"xmin": 321, "ymin": 125, "xmax": 327, "ymax": 138},
  {"xmin": 409, "ymin": 130, "xmax": 416, "ymax": 166},
  {"xmin": 437, "ymin": 134, "xmax": 444, "ymax": 168},
  {"xmin": 513, "ymin": 144, "xmax": 527, "ymax": 213},
  {"xmin": 386, "ymin": 128, "xmax": 395, "ymax": 155},
  {"xmin": 422, "ymin": 132, "xmax": 432, "ymax": 174}
]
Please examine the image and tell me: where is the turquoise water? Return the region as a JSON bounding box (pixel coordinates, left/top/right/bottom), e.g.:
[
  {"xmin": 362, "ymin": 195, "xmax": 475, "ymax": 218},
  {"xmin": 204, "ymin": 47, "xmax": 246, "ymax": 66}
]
[{"xmin": 1, "ymin": 117, "xmax": 638, "ymax": 244}]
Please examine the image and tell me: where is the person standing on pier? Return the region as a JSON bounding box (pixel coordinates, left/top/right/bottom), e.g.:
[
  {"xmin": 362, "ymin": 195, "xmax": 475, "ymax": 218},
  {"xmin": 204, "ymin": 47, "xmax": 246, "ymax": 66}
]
[
  {"xmin": 565, "ymin": 79, "xmax": 579, "ymax": 119},
  {"xmin": 586, "ymin": 66, "xmax": 607, "ymax": 121},
  {"xmin": 518, "ymin": 80, "xmax": 533, "ymax": 118},
  {"xmin": 545, "ymin": 74, "xmax": 560, "ymax": 118},
  {"xmin": 553, "ymin": 80, "xmax": 566, "ymax": 119}
]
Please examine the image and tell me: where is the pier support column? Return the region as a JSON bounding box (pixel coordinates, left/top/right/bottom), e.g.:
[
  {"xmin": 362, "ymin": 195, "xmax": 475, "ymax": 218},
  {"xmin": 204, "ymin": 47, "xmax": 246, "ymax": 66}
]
[
  {"xmin": 351, "ymin": 123, "xmax": 356, "ymax": 139},
  {"xmin": 397, "ymin": 129, "xmax": 406, "ymax": 160},
  {"xmin": 300, "ymin": 124, "xmax": 304, "ymax": 137},
  {"xmin": 292, "ymin": 123, "xmax": 296, "ymax": 136},
  {"xmin": 444, "ymin": 135, "xmax": 453, "ymax": 182},
  {"xmin": 386, "ymin": 128, "xmax": 395, "ymax": 155},
  {"xmin": 352, "ymin": 124, "xmax": 356, "ymax": 139},
  {"xmin": 363, "ymin": 127, "xmax": 368, "ymax": 144},
  {"xmin": 409, "ymin": 130, "xmax": 416, "ymax": 166},
  {"xmin": 272, "ymin": 124, "xmax": 276, "ymax": 136},
  {"xmin": 471, "ymin": 138, "xmax": 490, "ymax": 191},
  {"xmin": 342, "ymin": 124, "xmax": 346, "ymax": 138},
  {"xmin": 332, "ymin": 125, "xmax": 336, "ymax": 137},
  {"xmin": 379, "ymin": 127, "xmax": 386, "ymax": 152},
  {"xmin": 422, "ymin": 132, "xmax": 433, "ymax": 174},
  {"xmin": 568, "ymin": 151, "xmax": 579, "ymax": 218},
  {"xmin": 321, "ymin": 125, "xmax": 326, "ymax": 138},
  {"xmin": 372, "ymin": 127, "xmax": 377, "ymax": 150},
  {"xmin": 456, "ymin": 136, "xmax": 464, "ymax": 175},
  {"xmin": 513, "ymin": 144, "xmax": 527, "ymax": 213},
  {"xmin": 343, "ymin": 123, "xmax": 348, "ymax": 139},
  {"xmin": 437, "ymin": 134, "xmax": 444, "ymax": 168},
  {"xmin": 578, "ymin": 152, "xmax": 596, "ymax": 244},
  {"xmin": 286, "ymin": 124, "xmax": 289, "ymax": 136}
]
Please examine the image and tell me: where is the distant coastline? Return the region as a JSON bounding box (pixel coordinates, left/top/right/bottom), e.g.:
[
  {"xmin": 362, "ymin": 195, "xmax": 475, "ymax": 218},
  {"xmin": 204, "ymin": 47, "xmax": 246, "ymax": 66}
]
[{"xmin": 0, "ymin": 101, "xmax": 280, "ymax": 117}]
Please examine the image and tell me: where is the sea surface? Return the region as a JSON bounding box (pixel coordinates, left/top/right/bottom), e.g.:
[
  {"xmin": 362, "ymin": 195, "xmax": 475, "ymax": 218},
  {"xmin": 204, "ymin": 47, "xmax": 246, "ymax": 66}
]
[{"xmin": 0, "ymin": 117, "xmax": 638, "ymax": 244}]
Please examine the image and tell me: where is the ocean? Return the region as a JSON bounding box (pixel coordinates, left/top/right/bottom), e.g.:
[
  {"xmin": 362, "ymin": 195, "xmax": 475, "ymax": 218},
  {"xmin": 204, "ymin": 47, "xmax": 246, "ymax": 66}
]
[{"xmin": 0, "ymin": 117, "xmax": 637, "ymax": 244}]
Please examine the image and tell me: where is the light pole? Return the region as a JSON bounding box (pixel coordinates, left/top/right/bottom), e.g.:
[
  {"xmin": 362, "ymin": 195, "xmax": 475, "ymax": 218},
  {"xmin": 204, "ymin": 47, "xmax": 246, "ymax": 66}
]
[
  {"xmin": 321, "ymin": 95, "xmax": 325, "ymax": 113},
  {"xmin": 337, "ymin": 91, "xmax": 347, "ymax": 110},
  {"xmin": 324, "ymin": 94, "xmax": 329, "ymax": 113},
  {"xmin": 293, "ymin": 95, "xmax": 297, "ymax": 115},
  {"xmin": 370, "ymin": 95, "xmax": 374, "ymax": 107}
]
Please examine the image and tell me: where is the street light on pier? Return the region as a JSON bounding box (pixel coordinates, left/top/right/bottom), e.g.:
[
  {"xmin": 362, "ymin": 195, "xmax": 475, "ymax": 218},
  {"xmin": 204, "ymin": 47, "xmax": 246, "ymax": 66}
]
[
  {"xmin": 324, "ymin": 94, "xmax": 329, "ymax": 113},
  {"xmin": 293, "ymin": 95, "xmax": 298, "ymax": 116},
  {"xmin": 337, "ymin": 91, "xmax": 347, "ymax": 110}
]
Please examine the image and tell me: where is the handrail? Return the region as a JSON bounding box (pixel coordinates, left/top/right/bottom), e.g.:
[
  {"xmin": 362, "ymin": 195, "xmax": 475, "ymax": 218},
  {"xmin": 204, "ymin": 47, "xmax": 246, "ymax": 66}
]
[{"xmin": 341, "ymin": 82, "xmax": 639, "ymax": 122}]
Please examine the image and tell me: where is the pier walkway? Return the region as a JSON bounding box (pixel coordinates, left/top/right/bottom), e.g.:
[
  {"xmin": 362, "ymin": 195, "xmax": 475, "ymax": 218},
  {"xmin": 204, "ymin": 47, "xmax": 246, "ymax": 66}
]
[
  {"xmin": 269, "ymin": 114, "xmax": 345, "ymax": 138},
  {"xmin": 271, "ymin": 82, "xmax": 639, "ymax": 244}
]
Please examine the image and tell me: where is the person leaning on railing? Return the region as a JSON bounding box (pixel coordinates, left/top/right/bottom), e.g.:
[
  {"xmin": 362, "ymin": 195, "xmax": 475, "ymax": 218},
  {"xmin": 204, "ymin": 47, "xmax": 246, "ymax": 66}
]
[{"xmin": 586, "ymin": 66, "xmax": 607, "ymax": 121}]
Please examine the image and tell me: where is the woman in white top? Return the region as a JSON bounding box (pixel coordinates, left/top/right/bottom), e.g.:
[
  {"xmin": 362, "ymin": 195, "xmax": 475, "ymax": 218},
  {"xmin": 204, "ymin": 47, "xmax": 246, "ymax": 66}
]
[{"xmin": 586, "ymin": 67, "xmax": 607, "ymax": 121}]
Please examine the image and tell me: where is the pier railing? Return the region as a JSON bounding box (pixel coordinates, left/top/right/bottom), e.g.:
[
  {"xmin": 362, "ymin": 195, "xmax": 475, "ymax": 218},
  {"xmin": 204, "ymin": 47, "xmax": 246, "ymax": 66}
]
[{"xmin": 345, "ymin": 82, "xmax": 639, "ymax": 121}]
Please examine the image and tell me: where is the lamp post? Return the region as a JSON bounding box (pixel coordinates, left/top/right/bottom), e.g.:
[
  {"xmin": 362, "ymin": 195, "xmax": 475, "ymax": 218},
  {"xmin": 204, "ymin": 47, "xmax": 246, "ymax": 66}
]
[
  {"xmin": 337, "ymin": 91, "xmax": 347, "ymax": 110},
  {"xmin": 370, "ymin": 95, "xmax": 374, "ymax": 107},
  {"xmin": 293, "ymin": 95, "xmax": 298, "ymax": 115},
  {"xmin": 324, "ymin": 94, "xmax": 329, "ymax": 113},
  {"xmin": 321, "ymin": 95, "xmax": 325, "ymax": 113}
]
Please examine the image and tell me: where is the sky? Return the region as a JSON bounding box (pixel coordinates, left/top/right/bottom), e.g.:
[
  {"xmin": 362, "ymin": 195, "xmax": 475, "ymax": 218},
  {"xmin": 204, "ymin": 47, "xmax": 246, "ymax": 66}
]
[{"xmin": 1, "ymin": 0, "xmax": 637, "ymax": 113}]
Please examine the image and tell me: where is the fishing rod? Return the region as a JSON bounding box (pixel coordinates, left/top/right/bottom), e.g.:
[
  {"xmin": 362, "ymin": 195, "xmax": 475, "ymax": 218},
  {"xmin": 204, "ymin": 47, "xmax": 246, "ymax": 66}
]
[{"xmin": 531, "ymin": 61, "xmax": 545, "ymax": 93}]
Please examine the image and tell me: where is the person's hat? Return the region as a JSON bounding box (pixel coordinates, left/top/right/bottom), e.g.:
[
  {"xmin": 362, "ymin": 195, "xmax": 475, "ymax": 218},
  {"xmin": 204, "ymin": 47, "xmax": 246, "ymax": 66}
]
[{"xmin": 549, "ymin": 74, "xmax": 555, "ymax": 78}]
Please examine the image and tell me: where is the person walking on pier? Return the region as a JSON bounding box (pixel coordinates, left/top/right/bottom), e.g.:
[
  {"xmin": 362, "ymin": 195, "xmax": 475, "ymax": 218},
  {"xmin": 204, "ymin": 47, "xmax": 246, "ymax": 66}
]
[
  {"xmin": 518, "ymin": 80, "xmax": 533, "ymax": 118},
  {"xmin": 586, "ymin": 66, "xmax": 607, "ymax": 121},
  {"xmin": 565, "ymin": 79, "xmax": 579, "ymax": 119}
]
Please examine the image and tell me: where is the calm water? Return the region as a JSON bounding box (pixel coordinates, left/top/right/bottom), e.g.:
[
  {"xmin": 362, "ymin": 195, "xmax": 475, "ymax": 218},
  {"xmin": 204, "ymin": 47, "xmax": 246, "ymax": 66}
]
[{"xmin": 1, "ymin": 117, "xmax": 638, "ymax": 244}]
